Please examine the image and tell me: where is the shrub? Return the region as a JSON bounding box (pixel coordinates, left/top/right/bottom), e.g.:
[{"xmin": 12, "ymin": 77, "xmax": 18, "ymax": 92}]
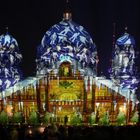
[
  {"xmin": 88, "ymin": 112, "xmax": 96, "ymax": 125},
  {"xmin": 27, "ymin": 111, "xmax": 39, "ymax": 125},
  {"xmin": 0, "ymin": 110, "xmax": 9, "ymax": 125},
  {"xmin": 70, "ymin": 112, "xmax": 82, "ymax": 126},
  {"xmin": 12, "ymin": 112, "xmax": 23, "ymax": 124},
  {"xmin": 130, "ymin": 111, "xmax": 139, "ymax": 124},
  {"xmin": 43, "ymin": 112, "xmax": 51, "ymax": 125},
  {"xmin": 99, "ymin": 112, "xmax": 110, "ymax": 126},
  {"xmin": 116, "ymin": 111, "xmax": 126, "ymax": 125}
]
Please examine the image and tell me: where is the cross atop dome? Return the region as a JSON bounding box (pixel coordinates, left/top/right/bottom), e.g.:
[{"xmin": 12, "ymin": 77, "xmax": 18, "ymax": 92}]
[
  {"xmin": 125, "ymin": 26, "xmax": 128, "ymax": 33},
  {"xmin": 6, "ymin": 26, "xmax": 9, "ymax": 34}
]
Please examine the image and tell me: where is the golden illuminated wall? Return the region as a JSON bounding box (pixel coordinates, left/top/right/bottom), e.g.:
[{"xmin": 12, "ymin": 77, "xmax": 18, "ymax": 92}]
[
  {"xmin": 49, "ymin": 79, "xmax": 84, "ymax": 100},
  {"xmin": 95, "ymin": 84, "xmax": 112, "ymax": 100},
  {"xmin": 48, "ymin": 79, "xmax": 84, "ymax": 116}
]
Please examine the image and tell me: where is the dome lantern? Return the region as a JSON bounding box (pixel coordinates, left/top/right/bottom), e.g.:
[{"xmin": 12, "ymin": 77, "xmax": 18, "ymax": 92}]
[{"xmin": 63, "ymin": 0, "xmax": 72, "ymax": 20}]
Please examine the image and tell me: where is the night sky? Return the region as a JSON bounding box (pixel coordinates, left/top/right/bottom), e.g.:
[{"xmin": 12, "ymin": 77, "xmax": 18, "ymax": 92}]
[{"xmin": 0, "ymin": 0, "xmax": 140, "ymax": 78}]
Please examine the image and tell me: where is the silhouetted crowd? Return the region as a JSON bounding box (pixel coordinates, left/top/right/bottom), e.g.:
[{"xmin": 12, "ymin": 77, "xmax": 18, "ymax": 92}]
[{"xmin": 0, "ymin": 124, "xmax": 140, "ymax": 140}]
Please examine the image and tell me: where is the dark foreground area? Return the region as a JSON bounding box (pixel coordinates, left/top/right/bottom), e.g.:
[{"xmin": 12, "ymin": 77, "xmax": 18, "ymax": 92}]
[{"xmin": 0, "ymin": 124, "xmax": 140, "ymax": 140}]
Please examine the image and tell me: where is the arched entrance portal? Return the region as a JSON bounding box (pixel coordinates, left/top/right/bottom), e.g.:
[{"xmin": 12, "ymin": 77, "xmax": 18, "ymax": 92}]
[{"xmin": 59, "ymin": 61, "xmax": 72, "ymax": 76}]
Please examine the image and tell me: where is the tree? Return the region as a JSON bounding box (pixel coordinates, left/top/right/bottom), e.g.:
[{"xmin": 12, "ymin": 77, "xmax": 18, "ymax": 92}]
[
  {"xmin": 12, "ymin": 112, "xmax": 23, "ymax": 124},
  {"xmin": 70, "ymin": 112, "xmax": 82, "ymax": 126},
  {"xmin": 99, "ymin": 112, "xmax": 110, "ymax": 126},
  {"xmin": 27, "ymin": 111, "xmax": 39, "ymax": 125},
  {"xmin": 0, "ymin": 110, "xmax": 9, "ymax": 125},
  {"xmin": 116, "ymin": 111, "xmax": 126, "ymax": 125},
  {"xmin": 135, "ymin": 83, "xmax": 140, "ymax": 124},
  {"xmin": 130, "ymin": 111, "xmax": 139, "ymax": 124},
  {"xmin": 43, "ymin": 112, "xmax": 51, "ymax": 125},
  {"xmin": 88, "ymin": 112, "xmax": 96, "ymax": 125}
]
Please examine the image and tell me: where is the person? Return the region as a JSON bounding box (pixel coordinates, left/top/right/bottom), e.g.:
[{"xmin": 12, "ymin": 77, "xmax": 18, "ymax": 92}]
[
  {"xmin": 47, "ymin": 124, "xmax": 59, "ymax": 140},
  {"xmin": 64, "ymin": 115, "xmax": 68, "ymax": 125},
  {"xmin": 9, "ymin": 128, "xmax": 19, "ymax": 140}
]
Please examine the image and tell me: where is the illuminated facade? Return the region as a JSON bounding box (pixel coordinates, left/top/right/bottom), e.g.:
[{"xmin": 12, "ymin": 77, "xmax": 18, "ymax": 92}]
[{"xmin": 0, "ymin": 11, "xmax": 139, "ymax": 125}]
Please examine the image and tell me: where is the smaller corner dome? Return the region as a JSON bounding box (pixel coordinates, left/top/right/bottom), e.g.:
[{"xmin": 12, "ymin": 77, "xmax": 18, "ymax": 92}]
[
  {"xmin": 116, "ymin": 32, "xmax": 135, "ymax": 46},
  {"xmin": 0, "ymin": 32, "xmax": 18, "ymax": 48}
]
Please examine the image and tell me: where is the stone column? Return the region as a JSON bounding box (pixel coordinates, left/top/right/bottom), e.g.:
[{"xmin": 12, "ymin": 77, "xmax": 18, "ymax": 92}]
[
  {"xmin": 83, "ymin": 77, "xmax": 88, "ymax": 113},
  {"xmin": 45, "ymin": 76, "xmax": 49, "ymax": 112},
  {"xmin": 91, "ymin": 84, "xmax": 96, "ymax": 112},
  {"xmin": 36, "ymin": 80, "xmax": 41, "ymax": 114},
  {"xmin": 17, "ymin": 90, "xmax": 22, "ymax": 111}
]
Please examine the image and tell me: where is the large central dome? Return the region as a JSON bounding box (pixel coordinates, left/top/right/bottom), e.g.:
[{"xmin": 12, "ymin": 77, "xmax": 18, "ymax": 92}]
[
  {"xmin": 41, "ymin": 20, "xmax": 95, "ymax": 50},
  {"xmin": 36, "ymin": 15, "xmax": 98, "ymax": 76}
]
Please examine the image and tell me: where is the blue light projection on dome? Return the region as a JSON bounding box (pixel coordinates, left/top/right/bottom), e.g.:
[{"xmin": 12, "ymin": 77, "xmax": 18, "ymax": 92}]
[
  {"xmin": 0, "ymin": 32, "xmax": 22, "ymax": 91},
  {"xmin": 116, "ymin": 33, "xmax": 135, "ymax": 46},
  {"xmin": 36, "ymin": 19, "xmax": 98, "ymax": 76},
  {"xmin": 110, "ymin": 32, "xmax": 139, "ymax": 92}
]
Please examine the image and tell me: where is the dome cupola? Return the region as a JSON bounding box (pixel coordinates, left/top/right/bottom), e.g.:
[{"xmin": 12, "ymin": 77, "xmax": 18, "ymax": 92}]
[{"xmin": 36, "ymin": 6, "xmax": 98, "ymax": 76}]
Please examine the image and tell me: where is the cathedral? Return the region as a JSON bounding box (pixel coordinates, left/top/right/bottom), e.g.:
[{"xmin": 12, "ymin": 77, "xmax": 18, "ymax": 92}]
[{"xmin": 0, "ymin": 6, "xmax": 139, "ymax": 125}]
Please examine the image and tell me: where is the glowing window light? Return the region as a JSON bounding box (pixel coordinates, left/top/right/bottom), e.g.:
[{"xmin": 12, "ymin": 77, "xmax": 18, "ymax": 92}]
[
  {"xmin": 59, "ymin": 54, "xmax": 71, "ymax": 62},
  {"xmin": 119, "ymin": 106, "xmax": 126, "ymax": 113},
  {"xmin": 96, "ymin": 103, "xmax": 100, "ymax": 108}
]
